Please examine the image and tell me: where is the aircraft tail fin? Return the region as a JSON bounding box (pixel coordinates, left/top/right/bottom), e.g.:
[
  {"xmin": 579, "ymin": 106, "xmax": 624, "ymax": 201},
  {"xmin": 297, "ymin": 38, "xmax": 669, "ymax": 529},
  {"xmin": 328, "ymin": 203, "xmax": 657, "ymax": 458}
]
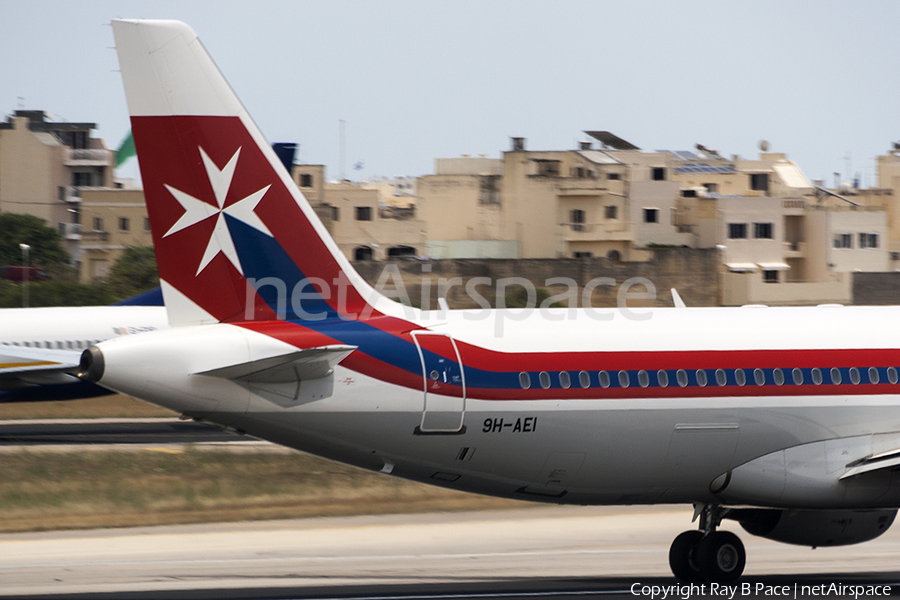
[{"xmin": 112, "ymin": 19, "xmax": 393, "ymax": 326}]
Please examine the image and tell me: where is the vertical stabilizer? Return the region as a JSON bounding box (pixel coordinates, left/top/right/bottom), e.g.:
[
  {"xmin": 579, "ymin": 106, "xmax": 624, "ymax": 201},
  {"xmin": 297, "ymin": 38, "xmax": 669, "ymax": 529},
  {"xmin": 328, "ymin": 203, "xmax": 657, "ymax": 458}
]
[{"xmin": 112, "ymin": 19, "xmax": 394, "ymax": 326}]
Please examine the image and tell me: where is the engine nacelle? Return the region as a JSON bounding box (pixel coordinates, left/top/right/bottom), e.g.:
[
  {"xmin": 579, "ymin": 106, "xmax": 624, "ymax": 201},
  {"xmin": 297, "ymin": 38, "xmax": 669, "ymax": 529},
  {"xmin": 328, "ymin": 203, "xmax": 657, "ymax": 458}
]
[{"xmin": 731, "ymin": 508, "xmax": 896, "ymax": 547}]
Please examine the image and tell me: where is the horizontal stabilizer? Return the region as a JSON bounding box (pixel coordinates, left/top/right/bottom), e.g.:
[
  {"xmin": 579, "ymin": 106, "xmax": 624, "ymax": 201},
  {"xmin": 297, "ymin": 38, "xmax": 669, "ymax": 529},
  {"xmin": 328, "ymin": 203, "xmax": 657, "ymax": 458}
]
[
  {"xmin": 196, "ymin": 345, "xmax": 356, "ymax": 383},
  {"xmin": 840, "ymin": 448, "xmax": 900, "ymax": 480},
  {"xmin": 0, "ymin": 347, "xmax": 82, "ymax": 389}
]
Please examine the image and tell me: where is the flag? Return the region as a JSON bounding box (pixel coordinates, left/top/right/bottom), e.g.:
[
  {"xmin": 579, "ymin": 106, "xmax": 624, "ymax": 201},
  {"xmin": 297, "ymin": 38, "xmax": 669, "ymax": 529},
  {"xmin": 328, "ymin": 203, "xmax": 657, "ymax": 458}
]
[{"xmin": 115, "ymin": 130, "xmax": 136, "ymax": 168}]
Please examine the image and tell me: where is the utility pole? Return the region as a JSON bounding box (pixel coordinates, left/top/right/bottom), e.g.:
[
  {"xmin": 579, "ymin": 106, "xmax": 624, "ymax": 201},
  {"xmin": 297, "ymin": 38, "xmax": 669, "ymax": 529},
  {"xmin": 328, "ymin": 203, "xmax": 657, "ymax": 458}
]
[{"xmin": 19, "ymin": 243, "xmax": 30, "ymax": 308}]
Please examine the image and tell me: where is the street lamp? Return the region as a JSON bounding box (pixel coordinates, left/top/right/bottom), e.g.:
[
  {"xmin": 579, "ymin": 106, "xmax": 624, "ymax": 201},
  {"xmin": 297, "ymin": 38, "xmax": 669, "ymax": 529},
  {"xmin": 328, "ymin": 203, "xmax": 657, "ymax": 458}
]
[{"xmin": 19, "ymin": 243, "xmax": 30, "ymax": 308}]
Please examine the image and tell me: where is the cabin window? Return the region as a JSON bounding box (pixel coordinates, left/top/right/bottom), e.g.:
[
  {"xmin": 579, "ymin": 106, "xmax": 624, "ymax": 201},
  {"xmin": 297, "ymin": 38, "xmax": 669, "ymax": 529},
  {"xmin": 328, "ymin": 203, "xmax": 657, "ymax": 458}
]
[
  {"xmin": 715, "ymin": 369, "xmax": 727, "ymax": 386},
  {"xmin": 598, "ymin": 371, "xmax": 611, "ymax": 388},
  {"xmin": 657, "ymin": 370, "xmax": 669, "ymax": 387},
  {"xmin": 539, "ymin": 371, "xmax": 551, "ymax": 389},
  {"xmin": 638, "ymin": 370, "xmax": 650, "ymax": 388},
  {"xmin": 869, "ymin": 367, "xmax": 880, "ymax": 384},
  {"xmin": 792, "ymin": 368, "xmax": 803, "ymax": 385},
  {"xmin": 579, "ymin": 371, "xmax": 591, "ymax": 388},
  {"xmin": 811, "ymin": 368, "xmax": 823, "ymax": 385},
  {"xmin": 735, "ymin": 369, "xmax": 746, "ymax": 386},
  {"xmin": 696, "ymin": 370, "xmax": 707, "ymax": 387},
  {"xmin": 849, "ymin": 367, "xmax": 861, "ymax": 385},
  {"xmin": 559, "ymin": 371, "xmax": 571, "ymax": 389},
  {"xmin": 618, "ymin": 371, "xmax": 630, "ymax": 388},
  {"xmin": 518, "ymin": 372, "xmax": 531, "ymax": 389},
  {"xmin": 754, "ymin": 368, "xmax": 765, "ymax": 386},
  {"xmin": 676, "ymin": 369, "xmax": 688, "ymax": 387},
  {"xmin": 889, "ymin": 367, "xmax": 899, "ymax": 384},
  {"xmin": 831, "ymin": 368, "xmax": 842, "ymax": 385},
  {"xmin": 773, "ymin": 368, "xmax": 784, "ymax": 386}
]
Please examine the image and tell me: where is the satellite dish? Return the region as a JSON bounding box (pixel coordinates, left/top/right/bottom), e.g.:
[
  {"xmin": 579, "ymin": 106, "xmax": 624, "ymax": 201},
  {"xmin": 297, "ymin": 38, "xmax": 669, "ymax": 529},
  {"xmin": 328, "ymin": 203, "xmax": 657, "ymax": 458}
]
[{"xmin": 758, "ymin": 140, "xmax": 770, "ymax": 152}]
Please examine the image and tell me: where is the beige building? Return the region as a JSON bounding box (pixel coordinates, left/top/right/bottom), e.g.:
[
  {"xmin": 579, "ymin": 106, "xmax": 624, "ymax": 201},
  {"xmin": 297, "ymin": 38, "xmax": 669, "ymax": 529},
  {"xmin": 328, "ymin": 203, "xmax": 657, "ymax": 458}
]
[
  {"xmin": 0, "ymin": 110, "xmax": 115, "ymax": 260},
  {"xmin": 417, "ymin": 134, "xmax": 895, "ymax": 306},
  {"xmin": 292, "ymin": 164, "xmax": 426, "ymax": 261},
  {"xmin": 77, "ymin": 187, "xmax": 152, "ymax": 282}
]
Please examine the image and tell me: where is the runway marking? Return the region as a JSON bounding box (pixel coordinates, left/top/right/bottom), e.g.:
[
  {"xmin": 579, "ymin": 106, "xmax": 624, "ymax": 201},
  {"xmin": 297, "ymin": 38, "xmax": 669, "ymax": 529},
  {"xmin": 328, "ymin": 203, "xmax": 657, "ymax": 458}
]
[{"xmin": 141, "ymin": 446, "xmax": 184, "ymax": 454}]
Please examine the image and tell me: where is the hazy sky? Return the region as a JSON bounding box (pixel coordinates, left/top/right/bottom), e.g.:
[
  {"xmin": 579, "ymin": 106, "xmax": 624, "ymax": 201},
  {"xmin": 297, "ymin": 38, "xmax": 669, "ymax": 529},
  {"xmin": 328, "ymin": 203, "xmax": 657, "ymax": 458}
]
[{"xmin": 3, "ymin": 1, "xmax": 899, "ymax": 186}]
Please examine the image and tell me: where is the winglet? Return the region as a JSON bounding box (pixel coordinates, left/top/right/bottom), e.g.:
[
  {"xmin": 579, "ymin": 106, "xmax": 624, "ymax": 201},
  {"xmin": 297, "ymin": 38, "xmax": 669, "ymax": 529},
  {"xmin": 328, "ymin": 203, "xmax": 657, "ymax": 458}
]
[{"xmin": 671, "ymin": 288, "xmax": 687, "ymax": 309}]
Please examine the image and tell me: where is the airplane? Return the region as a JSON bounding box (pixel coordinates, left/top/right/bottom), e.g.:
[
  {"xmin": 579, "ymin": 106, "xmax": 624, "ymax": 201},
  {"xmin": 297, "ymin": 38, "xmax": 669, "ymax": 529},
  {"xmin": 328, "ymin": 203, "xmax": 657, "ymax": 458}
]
[
  {"xmin": 80, "ymin": 18, "xmax": 900, "ymax": 582},
  {"xmin": 0, "ymin": 299, "xmax": 167, "ymax": 402}
]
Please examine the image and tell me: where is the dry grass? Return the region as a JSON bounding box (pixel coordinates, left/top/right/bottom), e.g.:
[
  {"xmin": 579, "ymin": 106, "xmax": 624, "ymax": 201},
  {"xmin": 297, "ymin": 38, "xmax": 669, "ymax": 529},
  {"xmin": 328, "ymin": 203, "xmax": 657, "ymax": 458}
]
[
  {"xmin": 0, "ymin": 394, "xmax": 176, "ymax": 420},
  {"xmin": 0, "ymin": 448, "xmax": 525, "ymax": 533}
]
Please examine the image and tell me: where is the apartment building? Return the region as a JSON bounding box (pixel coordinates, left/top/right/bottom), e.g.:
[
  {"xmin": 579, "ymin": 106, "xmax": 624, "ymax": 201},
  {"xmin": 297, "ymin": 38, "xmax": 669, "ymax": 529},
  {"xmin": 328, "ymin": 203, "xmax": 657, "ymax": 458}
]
[
  {"xmin": 77, "ymin": 187, "xmax": 151, "ymax": 282},
  {"xmin": 292, "ymin": 164, "xmax": 426, "ymax": 261},
  {"xmin": 0, "ymin": 110, "xmax": 115, "ymax": 259}
]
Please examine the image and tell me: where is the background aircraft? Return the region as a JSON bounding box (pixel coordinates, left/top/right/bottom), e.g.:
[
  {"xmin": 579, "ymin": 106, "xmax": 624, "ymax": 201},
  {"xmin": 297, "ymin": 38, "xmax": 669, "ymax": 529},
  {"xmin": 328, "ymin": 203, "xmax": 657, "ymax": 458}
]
[
  {"xmin": 81, "ymin": 19, "xmax": 900, "ymax": 582},
  {"xmin": 0, "ymin": 293, "xmax": 166, "ymax": 402}
]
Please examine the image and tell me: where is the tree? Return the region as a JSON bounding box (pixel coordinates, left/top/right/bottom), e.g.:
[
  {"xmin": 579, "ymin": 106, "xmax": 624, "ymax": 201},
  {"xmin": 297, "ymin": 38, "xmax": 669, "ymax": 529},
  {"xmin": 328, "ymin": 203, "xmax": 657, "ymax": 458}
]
[
  {"xmin": 0, "ymin": 213, "xmax": 69, "ymax": 268},
  {"xmin": 105, "ymin": 246, "xmax": 159, "ymax": 300}
]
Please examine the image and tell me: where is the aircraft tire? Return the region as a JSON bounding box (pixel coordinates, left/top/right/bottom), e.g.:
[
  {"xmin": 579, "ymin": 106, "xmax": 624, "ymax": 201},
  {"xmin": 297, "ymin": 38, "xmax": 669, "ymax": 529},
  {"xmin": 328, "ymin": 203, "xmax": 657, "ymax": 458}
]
[
  {"xmin": 697, "ymin": 530, "xmax": 745, "ymax": 582},
  {"xmin": 668, "ymin": 530, "xmax": 704, "ymax": 582}
]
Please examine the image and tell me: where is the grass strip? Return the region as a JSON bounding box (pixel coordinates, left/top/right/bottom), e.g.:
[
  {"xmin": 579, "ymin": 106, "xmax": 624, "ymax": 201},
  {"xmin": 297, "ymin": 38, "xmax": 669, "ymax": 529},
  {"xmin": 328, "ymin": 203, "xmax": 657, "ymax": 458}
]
[
  {"xmin": 0, "ymin": 448, "xmax": 524, "ymax": 533},
  {"xmin": 0, "ymin": 394, "xmax": 175, "ymax": 420}
]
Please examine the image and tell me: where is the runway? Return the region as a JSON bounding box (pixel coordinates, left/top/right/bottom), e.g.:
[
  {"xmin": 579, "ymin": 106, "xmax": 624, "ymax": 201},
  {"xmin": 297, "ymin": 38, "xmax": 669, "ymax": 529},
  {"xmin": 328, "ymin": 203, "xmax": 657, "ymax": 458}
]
[
  {"xmin": 0, "ymin": 418, "xmax": 244, "ymax": 447},
  {"xmin": 3, "ymin": 505, "xmax": 900, "ymax": 600}
]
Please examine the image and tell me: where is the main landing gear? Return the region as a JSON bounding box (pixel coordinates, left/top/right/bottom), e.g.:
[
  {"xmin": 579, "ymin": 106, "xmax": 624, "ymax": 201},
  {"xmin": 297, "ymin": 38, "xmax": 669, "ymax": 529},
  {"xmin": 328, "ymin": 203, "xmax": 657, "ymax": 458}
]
[{"xmin": 669, "ymin": 503, "xmax": 746, "ymax": 582}]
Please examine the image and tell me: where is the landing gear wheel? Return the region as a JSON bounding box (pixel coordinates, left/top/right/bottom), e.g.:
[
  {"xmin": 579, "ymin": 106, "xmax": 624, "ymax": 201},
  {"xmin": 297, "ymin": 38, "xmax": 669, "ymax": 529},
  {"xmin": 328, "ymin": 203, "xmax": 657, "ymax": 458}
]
[
  {"xmin": 669, "ymin": 530, "xmax": 704, "ymax": 582},
  {"xmin": 697, "ymin": 530, "xmax": 745, "ymax": 582}
]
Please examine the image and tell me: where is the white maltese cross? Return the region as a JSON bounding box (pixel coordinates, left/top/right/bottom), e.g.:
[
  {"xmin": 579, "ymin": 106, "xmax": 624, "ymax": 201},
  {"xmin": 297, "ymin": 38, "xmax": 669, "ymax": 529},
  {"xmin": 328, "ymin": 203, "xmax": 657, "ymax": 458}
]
[{"xmin": 163, "ymin": 147, "xmax": 272, "ymax": 276}]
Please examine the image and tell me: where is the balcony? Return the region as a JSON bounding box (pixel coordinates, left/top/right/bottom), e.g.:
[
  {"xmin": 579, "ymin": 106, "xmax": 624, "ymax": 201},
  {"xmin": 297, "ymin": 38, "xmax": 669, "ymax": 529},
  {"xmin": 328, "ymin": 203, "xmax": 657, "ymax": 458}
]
[
  {"xmin": 81, "ymin": 230, "xmax": 110, "ymax": 242},
  {"xmin": 784, "ymin": 240, "xmax": 806, "ymax": 258},
  {"xmin": 58, "ymin": 222, "xmax": 82, "ymax": 241},
  {"xmin": 562, "ymin": 221, "xmax": 634, "ymax": 242},
  {"xmin": 64, "ymin": 148, "xmax": 112, "ymax": 167}
]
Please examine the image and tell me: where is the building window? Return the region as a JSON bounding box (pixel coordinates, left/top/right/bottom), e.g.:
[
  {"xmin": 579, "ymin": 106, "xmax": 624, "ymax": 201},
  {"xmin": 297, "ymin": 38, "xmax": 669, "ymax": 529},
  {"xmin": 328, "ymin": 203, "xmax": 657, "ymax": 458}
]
[
  {"xmin": 573, "ymin": 251, "xmax": 592, "ymax": 258},
  {"xmin": 833, "ymin": 233, "xmax": 852, "ymax": 249},
  {"xmin": 753, "ymin": 222, "xmax": 773, "ymax": 239},
  {"xmin": 300, "ymin": 173, "xmax": 313, "ymax": 187},
  {"xmin": 536, "ymin": 160, "xmax": 560, "ymax": 176},
  {"xmin": 750, "ymin": 173, "xmax": 769, "ymax": 192},
  {"xmin": 651, "ymin": 167, "xmax": 666, "ymax": 181},
  {"xmin": 860, "ymin": 233, "xmax": 879, "ymax": 249},
  {"xmin": 704, "ymin": 183, "xmax": 718, "ymax": 194},
  {"xmin": 92, "ymin": 217, "xmax": 103, "ymax": 232},
  {"xmin": 355, "ymin": 206, "xmax": 372, "ymax": 221},
  {"xmin": 387, "ymin": 245, "xmax": 416, "ymax": 257},
  {"xmin": 605, "ymin": 205, "xmax": 618, "ymax": 219},
  {"xmin": 72, "ymin": 172, "xmax": 92, "ymax": 187},
  {"xmin": 728, "ymin": 223, "xmax": 747, "ymax": 239},
  {"xmin": 118, "ymin": 217, "xmax": 130, "ymax": 232},
  {"xmin": 354, "ymin": 246, "xmax": 373, "ymax": 260},
  {"xmin": 643, "ymin": 208, "xmax": 659, "ymax": 223},
  {"xmin": 763, "ymin": 270, "xmax": 778, "ymax": 283},
  {"xmin": 570, "ymin": 209, "xmax": 585, "ymax": 231},
  {"xmin": 331, "ymin": 206, "xmax": 340, "ymax": 221},
  {"xmin": 143, "ymin": 217, "xmax": 151, "ymax": 232}
]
